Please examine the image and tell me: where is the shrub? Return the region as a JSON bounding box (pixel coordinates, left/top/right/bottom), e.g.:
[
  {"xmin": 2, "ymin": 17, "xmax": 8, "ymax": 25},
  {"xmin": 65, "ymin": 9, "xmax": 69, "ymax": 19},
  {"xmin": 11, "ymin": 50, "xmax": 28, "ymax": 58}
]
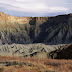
[{"xmin": 44, "ymin": 60, "xmax": 61, "ymax": 67}]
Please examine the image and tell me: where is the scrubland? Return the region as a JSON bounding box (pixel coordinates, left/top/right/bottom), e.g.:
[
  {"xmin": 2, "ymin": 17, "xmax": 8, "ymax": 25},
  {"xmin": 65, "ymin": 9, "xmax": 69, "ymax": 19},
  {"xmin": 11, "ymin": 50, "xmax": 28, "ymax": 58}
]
[{"xmin": 0, "ymin": 56, "xmax": 72, "ymax": 72}]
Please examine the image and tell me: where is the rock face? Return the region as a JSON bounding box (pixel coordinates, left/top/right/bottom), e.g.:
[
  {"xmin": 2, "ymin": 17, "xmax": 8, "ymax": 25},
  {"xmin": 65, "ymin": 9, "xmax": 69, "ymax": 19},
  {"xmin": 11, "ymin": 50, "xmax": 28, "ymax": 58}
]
[
  {"xmin": 0, "ymin": 43, "xmax": 65, "ymax": 59},
  {"xmin": 0, "ymin": 11, "xmax": 72, "ymax": 44},
  {"xmin": 0, "ymin": 43, "xmax": 71, "ymax": 59}
]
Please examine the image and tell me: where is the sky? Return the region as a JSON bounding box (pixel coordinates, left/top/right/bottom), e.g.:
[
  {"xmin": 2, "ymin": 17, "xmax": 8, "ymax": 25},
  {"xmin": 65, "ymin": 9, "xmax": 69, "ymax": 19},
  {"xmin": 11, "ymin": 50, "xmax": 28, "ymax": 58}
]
[{"xmin": 0, "ymin": 0, "xmax": 72, "ymax": 17}]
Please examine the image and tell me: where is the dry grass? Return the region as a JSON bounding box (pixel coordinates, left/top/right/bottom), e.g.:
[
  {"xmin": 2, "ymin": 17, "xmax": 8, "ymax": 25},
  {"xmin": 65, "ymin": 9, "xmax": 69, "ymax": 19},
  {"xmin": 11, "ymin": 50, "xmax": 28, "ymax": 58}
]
[{"xmin": 0, "ymin": 56, "xmax": 72, "ymax": 72}]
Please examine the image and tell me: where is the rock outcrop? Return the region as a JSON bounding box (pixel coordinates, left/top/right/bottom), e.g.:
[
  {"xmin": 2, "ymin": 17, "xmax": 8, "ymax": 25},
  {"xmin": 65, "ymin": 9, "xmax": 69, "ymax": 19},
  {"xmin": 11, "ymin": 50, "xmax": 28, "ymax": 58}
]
[
  {"xmin": 0, "ymin": 43, "xmax": 65, "ymax": 59},
  {"xmin": 0, "ymin": 11, "xmax": 72, "ymax": 44},
  {"xmin": 0, "ymin": 43, "xmax": 71, "ymax": 59}
]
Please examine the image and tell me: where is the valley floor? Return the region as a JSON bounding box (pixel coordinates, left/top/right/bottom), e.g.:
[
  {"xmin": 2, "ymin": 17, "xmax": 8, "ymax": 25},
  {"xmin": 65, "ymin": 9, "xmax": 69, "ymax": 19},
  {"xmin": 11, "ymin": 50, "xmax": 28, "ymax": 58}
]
[{"xmin": 0, "ymin": 56, "xmax": 72, "ymax": 72}]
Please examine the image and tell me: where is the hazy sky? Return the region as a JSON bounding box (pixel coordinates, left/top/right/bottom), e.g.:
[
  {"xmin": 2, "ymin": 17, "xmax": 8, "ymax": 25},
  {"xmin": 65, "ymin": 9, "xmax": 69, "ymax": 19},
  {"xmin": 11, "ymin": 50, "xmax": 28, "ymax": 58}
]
[{"xmin": 0, "ymin": 0, "xmax": 72, "ymax": 16}]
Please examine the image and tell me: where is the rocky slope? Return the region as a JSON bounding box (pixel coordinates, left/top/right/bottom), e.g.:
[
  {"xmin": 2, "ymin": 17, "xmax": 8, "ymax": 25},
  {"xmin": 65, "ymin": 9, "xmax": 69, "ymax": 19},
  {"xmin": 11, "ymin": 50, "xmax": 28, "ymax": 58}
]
[
  {"xmin": 0, "ymin": 11, "xmax": 72, "ymax": 44},
  {"xmin": 0, "ymin": 43, "xmax": 65, "ymax": 59},
  {"xmin": 0, "ymin": 43, "xmax": 71, "ymax": 59}
]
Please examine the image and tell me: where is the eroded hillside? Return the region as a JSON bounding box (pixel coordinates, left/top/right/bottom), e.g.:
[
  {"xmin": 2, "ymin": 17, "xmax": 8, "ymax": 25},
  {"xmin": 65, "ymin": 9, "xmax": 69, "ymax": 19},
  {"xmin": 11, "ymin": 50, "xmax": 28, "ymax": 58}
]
[
  {"xmin": 0, "ymin": 43, "xmax": 65, "ymax": 59},
  {"xmin": 0, "ymin": 12, "xmax": 72, "ymax": 44}
]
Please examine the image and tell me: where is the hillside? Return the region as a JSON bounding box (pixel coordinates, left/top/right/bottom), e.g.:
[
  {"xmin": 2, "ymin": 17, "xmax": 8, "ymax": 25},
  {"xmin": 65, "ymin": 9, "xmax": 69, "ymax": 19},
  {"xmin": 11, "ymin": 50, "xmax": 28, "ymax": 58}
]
[
  {"xmin": 0, "ymin": 12, "xmax": 72, "ymax": 72},
  {"xmin": 0, "ymin": 43, "xmax": 71, "ymax": 59},
  {"xmin": 0, "ymin": 12, "xmax": 72, "ymax": 44},
  {"xmin": 0, "ymin": 43, "xmax": 65, "ymax": 58}
]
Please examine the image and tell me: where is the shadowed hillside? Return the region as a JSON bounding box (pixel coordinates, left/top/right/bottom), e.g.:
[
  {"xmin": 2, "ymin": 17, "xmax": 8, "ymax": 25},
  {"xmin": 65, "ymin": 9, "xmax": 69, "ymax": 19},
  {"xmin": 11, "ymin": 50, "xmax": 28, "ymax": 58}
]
[{"xmin": 0, "ymin": 12, "xmax": 72, "ymax": 44}]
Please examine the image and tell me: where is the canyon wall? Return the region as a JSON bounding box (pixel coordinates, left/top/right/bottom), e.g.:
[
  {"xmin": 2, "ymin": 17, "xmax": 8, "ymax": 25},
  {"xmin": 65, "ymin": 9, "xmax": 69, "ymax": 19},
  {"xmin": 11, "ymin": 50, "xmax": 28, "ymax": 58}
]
[{"xmin": 0, "ymin": 12, "xmax": 72, "ymax": 44}]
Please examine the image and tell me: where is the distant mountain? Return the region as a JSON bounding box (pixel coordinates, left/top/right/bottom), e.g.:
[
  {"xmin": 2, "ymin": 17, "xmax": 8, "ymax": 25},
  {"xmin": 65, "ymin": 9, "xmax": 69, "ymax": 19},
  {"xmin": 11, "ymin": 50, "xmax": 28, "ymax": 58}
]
[{"xmin": 0, "ymin": 11, "xmax": 72, "ymax": 44}]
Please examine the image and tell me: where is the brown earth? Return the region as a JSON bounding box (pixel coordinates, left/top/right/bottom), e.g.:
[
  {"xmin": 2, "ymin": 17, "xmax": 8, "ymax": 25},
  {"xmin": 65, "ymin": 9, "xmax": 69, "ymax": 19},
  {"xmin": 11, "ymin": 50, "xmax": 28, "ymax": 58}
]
[{"xmin": 0, "ymin": 56, "xmax": 72, "ymax": 72}]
